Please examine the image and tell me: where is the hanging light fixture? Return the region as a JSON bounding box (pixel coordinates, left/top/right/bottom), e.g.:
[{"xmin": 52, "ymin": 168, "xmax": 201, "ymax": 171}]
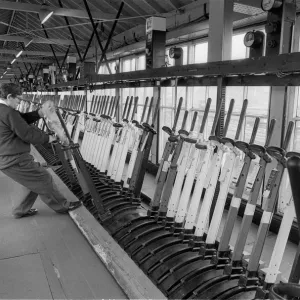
[
  {"xmin": 16, "ymin": 50, "xmax": 23, "ymax": 58},
  {"xmin": 39, "ymin": 2, "xmax": 53, "ymax": 24}
]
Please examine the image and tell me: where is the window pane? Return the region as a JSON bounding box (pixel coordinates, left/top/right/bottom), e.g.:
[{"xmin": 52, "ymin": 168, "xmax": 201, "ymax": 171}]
[
  {"xmin": 161, "ymin": 87, "xmax": 174, "ymax": 106},
  {"xmin": 225, "ymin": 115, "xmax": 240, "ymax": 140},
  {"xmin": 225, "ymin": 86, "xmax": 245, "ymax": 113},
  {"xmin": 195, "ymin": 42, "xmax": 208, "ymax": 63},
  {"xmin": 192, "ymin": 87, "xmax": 207, "ymax": 109},
  {"xmin": 246, "ymin": 86, "xmax": 270, "ymax": 116},
  {"xmin": 247, "ymin": 116, "xmax": 267, "ymax": 145},
  {"xmin": 137, "ymin": 55, "xmax": 146, "ymax": 70},
  {"xmin": 232, "ymin": 33, "xmax": 247, "ymax": 60},
  {"xmin": 206, "ymin": 87, "xmax": 217, "ymax": 111},
  {"xmin": 122, "ymin": 59, "xmax": 131, "ymax": 72}
]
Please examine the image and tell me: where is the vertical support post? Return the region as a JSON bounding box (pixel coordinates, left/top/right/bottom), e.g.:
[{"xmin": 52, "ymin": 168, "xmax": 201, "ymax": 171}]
[
  {"xmin": 145, "ymin": 16, "xmax": 166, "ymax": 164},
  {"xmin": 59, "ymin": 45, "xmax": 71, "ymax": 75},
  {"xmin": 58, "ymin": 0, "xmax": 82, "ymax": 62},
  {"xmin": 42, "ymin": 24, "xmax": 61, "ymax": 72},
  {"xmin": 97, "ymin": 2, "xmax": 124, "ymax": 69},
  {"xmin": 207, "ymin": 0, "xmax": 233, "ymax": 223},
  {"xmin": 82, "ymin": 0, "xmax": 112, "ymax": 74},
  {"xmin": 265, "ymin": 1, "xmax": 296, "ymax": 211}
]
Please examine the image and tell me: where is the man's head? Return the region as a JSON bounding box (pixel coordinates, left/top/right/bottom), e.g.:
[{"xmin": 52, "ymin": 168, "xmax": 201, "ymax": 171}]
[{"xmin": 0, "ymin": 83, "xmax": 22, "ymax": 109}]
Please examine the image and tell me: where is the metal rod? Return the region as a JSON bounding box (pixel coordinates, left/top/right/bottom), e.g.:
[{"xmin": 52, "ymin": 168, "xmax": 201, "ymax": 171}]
[
  {"xmin": 58, "ymin": 0, "xmax": 82, "ymax": 62},
  {"xmin": 75, "ymin": 23, "xmax": 99, "ymax": 80},
  {"xmin": 234, "ymin": 98, "xmax": 248, "ymax": 140},
  {"xmin": 42, "ymin": 24, "xmax": 61, "ymax": 71},
  {"xmin": 98, "ymin": 2, "xmax": 124, "ymax": 68},
  {"xmin": 23, "ymin": 62, "xmax": 28, "ymax": 73},
  {"xmin": 59, "ymin": 45, "xmax": 71, "ymax": 75},
  {"xmin": 82, "ymin": 0, "xmax": 112, "ymax": 74}
]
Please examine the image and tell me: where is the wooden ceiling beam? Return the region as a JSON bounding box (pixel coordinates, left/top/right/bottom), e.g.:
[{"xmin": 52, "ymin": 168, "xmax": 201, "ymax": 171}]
[
  {"xmin": 0, "ymin": 49, "xmax": 65, "ymax": 56},
  {"xmin": 167, "ymin": 0, "xmax": 181, "ymax": 10},
  {"xmin": 139, "ymin": 0, "xmax": 168, "ymax": 13},
  {"xmin": 0, "ymin": 0, "xmax": 144, "ymax": 24},
  {"xmin": 0, "ymin": 35, "xmax": 87, "ymax": 46},
  {"xmin": 0, "ymin": 57, "xmax": 53, "ymax": 63}
]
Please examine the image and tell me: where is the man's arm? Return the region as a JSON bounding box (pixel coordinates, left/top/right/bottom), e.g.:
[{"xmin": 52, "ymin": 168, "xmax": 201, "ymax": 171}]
[
  {"xmin": 8, "ymin": 109, "xmax": 49, "ymax": 145},
  {"xmin": 20, "ymin": 109, "xmax": 43, "ymax": 124}
]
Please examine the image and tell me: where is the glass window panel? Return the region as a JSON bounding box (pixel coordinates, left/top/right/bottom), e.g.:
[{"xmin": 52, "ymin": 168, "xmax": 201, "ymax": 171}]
[
  {"xmin": 246, "ymin": 86, "xmax": 270, "ymax": 116},
  {"xmin": 137, "ymin": 55, "xmax": 146, "ymax": 70},
  {"xmin": 192, "ymin": 86, "xmax": 207, "ymax": 109},
  {"xmin": 206, "ymin": 87, "xmax": 217, "ymax": 111},
  {"xmin": 136, "ymin": 88, "xmax": 145, "ymax": 105},
  {"xmin": 245, "ymin": 116, "xmax": 267, "ymax": 145},
  {"xmin": 177, "ymin": 87, "xmax": 187, "ymax": 108},
  {"xmin": 122, "ymin": 59, "xmax": 131, "ymax": 72},
  {"xmin": 225, "ymin": 86, "xmax": 245, "ymax": 113},
  {"xmin": 194, "ymin": 42, "xmax": 208, "ymax": 63},
  {"xmin": 175, "ymin": 109, "xmax": 186, "ymax": 132},
  {"xmin": 136, "ymin": 105, "xmax": 144, "ymax": 122},
  {"xmin": 231, "ymin": 33, "xmax": 247, "ymax": 60},
  {"xmin": 225, "ymin": 115, "xmax": 240, "ymax": 140},
  {"xmin": 205, "ymin": 113, "xmax": 216, "ymax": 140},
  {"xmin": 161, "ymin": 87, "xmax": 174, "ymax": 106},
  {"xmin": 192, "ymin": 111, "xmax": 204, "ymax": 134},
  {"xmin": 182, "ymin": 46, "xmax": 188, "ymax": 65},
  {"xmin": 131, "ymin": 58, "xmax": 136, "ymax": 71}
]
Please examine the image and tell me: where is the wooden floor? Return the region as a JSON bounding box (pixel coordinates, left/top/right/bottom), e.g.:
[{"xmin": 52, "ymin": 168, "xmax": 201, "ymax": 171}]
[{"xmin": 0, "ymin": 170, "xmax": 127, "ymax": 300}]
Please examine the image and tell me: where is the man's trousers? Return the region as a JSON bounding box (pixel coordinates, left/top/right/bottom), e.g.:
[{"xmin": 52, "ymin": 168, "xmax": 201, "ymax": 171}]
[{"xmin": 1, "ymin": 155, "xmax": 70, "ymax": 218}]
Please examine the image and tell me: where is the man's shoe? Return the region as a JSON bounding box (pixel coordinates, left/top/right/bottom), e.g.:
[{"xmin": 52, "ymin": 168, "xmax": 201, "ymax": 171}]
[
  {"xmin": 68, "ymin": 201, "xmax": 82, "ymax": 212},
  {"xmin": 14, "ymin": 208, "xmax": 38, "ymax": 219}
]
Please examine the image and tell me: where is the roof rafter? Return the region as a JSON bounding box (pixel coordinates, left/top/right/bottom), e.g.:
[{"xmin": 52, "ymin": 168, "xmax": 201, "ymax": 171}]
[
  {"xmin": 139, "ymin": 0, "xmax": 168, "ymax": 14},
  {"xmin": 0, "ymin": 0, "xmax": 142, "ymax": 23},
  {"xmin": 0, "ymin": 34, "xmax": 87, "ymax": 46}
]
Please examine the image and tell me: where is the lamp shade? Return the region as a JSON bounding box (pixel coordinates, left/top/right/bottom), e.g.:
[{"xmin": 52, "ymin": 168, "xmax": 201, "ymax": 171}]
[{"xmin": 39, "ymin": 8, "xmax": 53, "ymax": 24}]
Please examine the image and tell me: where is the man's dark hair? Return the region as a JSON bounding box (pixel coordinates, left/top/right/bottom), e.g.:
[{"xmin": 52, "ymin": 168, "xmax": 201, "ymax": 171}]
[{"xmin": 0, "ymin": 83, "xmax": 21, "ymax": 99}]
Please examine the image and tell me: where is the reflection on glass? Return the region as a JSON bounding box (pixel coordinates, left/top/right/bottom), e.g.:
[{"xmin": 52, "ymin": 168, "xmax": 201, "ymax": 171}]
[
  {"xmin": 231, "ymin": 34, "xmax": 247, "ymax": 60},
  {"xmin": 195, "ymin": 43, "xmax": 208, "ymax": 63}
]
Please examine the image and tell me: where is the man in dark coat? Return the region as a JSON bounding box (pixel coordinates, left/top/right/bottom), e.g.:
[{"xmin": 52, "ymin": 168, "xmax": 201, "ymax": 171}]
[{"xmin": 0, "ymin": 83, "xmax": 81, "ymax": 218}]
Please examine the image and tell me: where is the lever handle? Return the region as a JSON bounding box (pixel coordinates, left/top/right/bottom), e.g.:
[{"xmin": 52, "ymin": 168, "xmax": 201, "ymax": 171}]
[
  {"xmin": 181, "ymin": 110, "xmax": 189, "ymax": 131},
  {"xmin": 234, "ymin": 99, "xmax": 248, "ymax": 140},
  {"xmin": 249, "ymin": 117, "xmax": 260, "ymax": 144},
  {"xmin": 104, "ymin": 96, "xmax": 110, "ymax": 115},
  {"xmin": 90, "ymin": 95, "xmax": 95, "ymax": 113},
  {"xmin": 152, "ymin": 98, "xmax": 160, "ymax": 126},
  {"xmin": 110, "ymin": 96, "xmax": 117, "ymax": 117},
  {"xmin": 283, "ymin": 121, "xmax": 294, "ymax": 150},
  {"xmin": 223, "ymin": 98, "xmax": 235, "ymax": 137},
  {"xmin": 107, "ymin": 96, "xmax": 114, "ymax": 116},
  {"xmin": 190, "ymin": 111, "xmax": 198, "ymax": 132},
  {"xmin": 122, "ymin": 96, "xmax": 129, "ymax": 119},
  {"xmin": 210, "ymin": 98, "xmax": 223, "ymax": 136},
  {"xmin": 146, "ymin": 97, "xmax": 154, "ymax": 124},
  {"xmin": 131, "ymin": 97, "xmax": 139, "ymax": 121},
  {"xmin": 172, "ymin": 97, "xmax": 183, "ymax": 132},
  {"xmin": 125, "ymin": 96, "xmax": 134, "ymax": 120},
  {"xmin": 199, "ymin": 98, "xmax": 212, "ymax": 134},
  {"xmin": 265, "ymin": 118, "xmax": 276, "ymax": 148},
  {"xmin": 140, "ymin": 97, "xmax": 149, "ymax": 123}
]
